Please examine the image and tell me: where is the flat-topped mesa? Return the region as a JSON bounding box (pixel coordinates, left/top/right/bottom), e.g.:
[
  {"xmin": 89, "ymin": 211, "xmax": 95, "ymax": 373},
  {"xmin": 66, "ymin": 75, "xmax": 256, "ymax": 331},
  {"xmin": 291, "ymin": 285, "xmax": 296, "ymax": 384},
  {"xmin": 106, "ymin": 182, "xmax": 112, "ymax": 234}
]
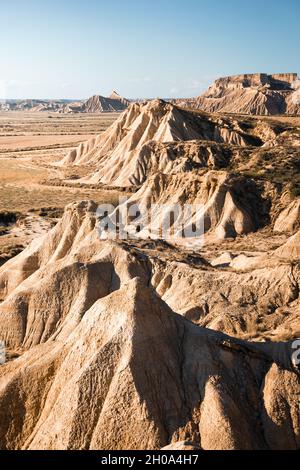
[
  {"xmin": 210, "ymin": 73, "xmax": 298, "ymax": 93},
  {"xmin": 270, "ymin": 73, "xmax": 298, "ymax": 88},
  {"xmin": 193, "ymin": 73, "xmax": 300, "ymax": 115}
]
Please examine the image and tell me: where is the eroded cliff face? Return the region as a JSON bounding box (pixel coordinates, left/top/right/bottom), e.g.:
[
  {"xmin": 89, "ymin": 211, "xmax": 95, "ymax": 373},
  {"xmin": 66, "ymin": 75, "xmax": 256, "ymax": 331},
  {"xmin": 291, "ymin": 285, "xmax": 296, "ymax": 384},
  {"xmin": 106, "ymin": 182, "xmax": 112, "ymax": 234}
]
[
  {"xmin": 0, "ymin": 201, "xmax": 299, "ymax": 450},
  {"xmin": 58, "ymin": 98, "xmax": 300, "ymax": 189},
  {"xmin": 207, "ymin": 74, "xmax": 298, "ymax": 94},
  {"xmin": 177, "ymin": 73, "xmax": 300, "ymax": 116}
]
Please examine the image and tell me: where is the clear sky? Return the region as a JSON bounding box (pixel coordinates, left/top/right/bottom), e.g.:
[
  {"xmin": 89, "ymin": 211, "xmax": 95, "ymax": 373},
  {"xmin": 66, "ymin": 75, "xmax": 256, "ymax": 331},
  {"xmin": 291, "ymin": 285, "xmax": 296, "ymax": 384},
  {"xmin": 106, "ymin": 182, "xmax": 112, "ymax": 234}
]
[{"xmin": 0, "ymin": 0, "xmax": 299, "ymax": 99}]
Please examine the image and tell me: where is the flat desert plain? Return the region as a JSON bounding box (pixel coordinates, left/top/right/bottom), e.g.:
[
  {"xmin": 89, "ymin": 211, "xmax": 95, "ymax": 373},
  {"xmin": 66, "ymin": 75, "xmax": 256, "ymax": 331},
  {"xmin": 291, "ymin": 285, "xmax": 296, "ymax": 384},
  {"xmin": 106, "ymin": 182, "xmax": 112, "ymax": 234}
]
[{"xmin": 0, "ymin": 111, "xmax": 121, "ymax": 263}]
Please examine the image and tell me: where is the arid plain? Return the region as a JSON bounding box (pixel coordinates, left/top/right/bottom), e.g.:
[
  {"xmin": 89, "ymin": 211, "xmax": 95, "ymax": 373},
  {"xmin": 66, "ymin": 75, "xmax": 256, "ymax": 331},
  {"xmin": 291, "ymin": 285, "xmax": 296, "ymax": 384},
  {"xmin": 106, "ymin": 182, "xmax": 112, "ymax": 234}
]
[{"xmin": 0, "ymin": 112, "xmax": 122, "ymax": 264}]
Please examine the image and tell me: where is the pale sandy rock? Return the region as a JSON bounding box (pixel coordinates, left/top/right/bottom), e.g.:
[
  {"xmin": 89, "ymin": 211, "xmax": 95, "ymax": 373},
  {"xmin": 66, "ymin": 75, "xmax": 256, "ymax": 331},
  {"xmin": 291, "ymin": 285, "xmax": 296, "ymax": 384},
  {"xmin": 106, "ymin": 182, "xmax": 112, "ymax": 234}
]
[
  {"xmin": 274, "ymin": 199, "xmax": 300, "ymax": 233},
  {"xmin": 270, "ymin": 130, "xmax": 300, "ymax": 147},
  {"xmin": 109, "ymin": 90, "xmax": 131, "ymax": 107},
  {"xmin": 211, "ymin": 252, "xmax": 235, "ymax": 267},
  {"xmin": 152, "ymin": 254, "xmax": 300, "ymax": 341},
  {"xmin": 0, "ymin": 276, "xmax": 299, "ymax": 450},
  {"xmin": 162, "ymin": 441, "xmax": 201, "ymax": 450},
  {"xmin": 81, "ymin": 93, "xmax": 129, "ymax": 113},
  {"xmin": 0, "ymin": 201, "xmax": 299, "ymax": 450},
  {"xmin": 0, "ymin": 200, "xmax": 298, "ymax": 346},
  {"xmin": 108, "ymin": 171, "xmax": 264, "ymax": 241},
  {"xmin": 262, "ymin": 364, "xmax": 300, "ymax": 449},
  {"xmin": 287, "ymin": 80, "xmax": 300, "ymax": 114},
  {"xmin": 274, "ymin": 231, "xmax": 300, "ymax": 260},
  {"xmin": 59, "ymin": 99, "xmax": 267, "ymax": 186},
  {"xmin": 1, "ymin": 197, "xmax": 299, "ymax": 350},
  {"xmin": 229, "ymin": 253, "xmax": 261, "ymax": 270},
  {"xmin": 59, "ymin": 92, "xmax": 130, "ymax": 114},
  {"xmin": 0, "ymin": 201, "xmax": 149, "ymax": 350},
  {"xmin": 84, "ymin": 140, "xmax": 240, "ymax": 187},
  {"xmin": 192, "ymin": 73, "xmax": 300, "ymax": 116}
]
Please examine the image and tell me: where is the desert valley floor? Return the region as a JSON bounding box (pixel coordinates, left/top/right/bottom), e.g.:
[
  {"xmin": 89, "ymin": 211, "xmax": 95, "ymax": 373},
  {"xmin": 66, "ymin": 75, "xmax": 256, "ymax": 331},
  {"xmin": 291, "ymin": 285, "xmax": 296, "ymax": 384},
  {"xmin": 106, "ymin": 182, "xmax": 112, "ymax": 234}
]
[
  {"xmin": 0, "ymin": 100, "xmax": 299, "ymax": 450},
  {"xmin": 0, "ymin": 112, "xmax": 123, "ymax": 263}
]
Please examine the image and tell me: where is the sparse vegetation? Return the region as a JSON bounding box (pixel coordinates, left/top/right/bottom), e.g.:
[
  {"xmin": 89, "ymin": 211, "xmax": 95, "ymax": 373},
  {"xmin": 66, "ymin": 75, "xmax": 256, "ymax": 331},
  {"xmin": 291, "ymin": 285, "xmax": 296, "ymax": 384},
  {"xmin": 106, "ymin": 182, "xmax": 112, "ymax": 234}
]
[
  {"xmin": 0, "ymin": 244, "xmax": 24, "ymax": 265},
  {"xmin": 0, "ymin": 112, "xmax": 121, "ymax": 213},
  {"xmin": 0, "ymin": 210, "xmax": 21, "ymax": 225}
]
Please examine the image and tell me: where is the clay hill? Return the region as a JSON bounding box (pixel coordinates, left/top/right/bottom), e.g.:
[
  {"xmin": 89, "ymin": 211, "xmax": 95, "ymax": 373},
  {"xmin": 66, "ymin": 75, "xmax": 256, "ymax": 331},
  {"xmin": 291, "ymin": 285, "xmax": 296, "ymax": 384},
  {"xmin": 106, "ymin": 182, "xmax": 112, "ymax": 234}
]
[
  {"xmin": 65, "ymin": 91, "xmax": 130, "ymax": 114},
  {"xmin": 182, "ymin": 73, "xmax": 300, "ymax": 115},
  {"xmin": 60, "ymin": 98, "xmax": 300, "ymax": 190},
  {"xmin": 110, "ymin": 171, "xmax": 263, "ymax": 242},
  {"xmin": 60, "ymin": 99, "xmax": 269, "ymax": 185},
  {"xmin": 0, "ymin": 200, "xmax": 299, "ymax": 450}
]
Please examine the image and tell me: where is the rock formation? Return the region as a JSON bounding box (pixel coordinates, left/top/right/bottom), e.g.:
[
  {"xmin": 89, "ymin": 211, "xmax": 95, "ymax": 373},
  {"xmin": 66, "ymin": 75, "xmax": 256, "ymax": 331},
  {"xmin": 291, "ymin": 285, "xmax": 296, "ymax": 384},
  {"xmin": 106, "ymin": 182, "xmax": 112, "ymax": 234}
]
[
  {"xmin": 109, "ymin": 171, "xmax": 264, "ymax": 241},
  {"xmin": 0, "ymin": 201, "xmax": 299, "ymax": 450},
  {"xmin": 80, "ymin": 92, "xmax": 130, "ymax": 113},
  {"xmin": 274, "ymin": 231, "xmax": 300, "ymax": 261},
  {"xmin": 109, "ymin": 90, "xmax": 131, "ymax": 108},
  {"xmin": 189, "ymin": 73, "xmax": 300, "ymax": 115},
  {"xmin": 162, "ymin": 441, "xmax": 201, "ymax": 450},
  {"xmin": 60, "ymin": 99, "xmax": 281, "ymax": 187},
  {"xmin": 1, "ymin": 99, "xmax": 73, "ymax": 113},
  {"xmin": 274, "ymin": 199, "xmax": 300, "ymax": 234}
]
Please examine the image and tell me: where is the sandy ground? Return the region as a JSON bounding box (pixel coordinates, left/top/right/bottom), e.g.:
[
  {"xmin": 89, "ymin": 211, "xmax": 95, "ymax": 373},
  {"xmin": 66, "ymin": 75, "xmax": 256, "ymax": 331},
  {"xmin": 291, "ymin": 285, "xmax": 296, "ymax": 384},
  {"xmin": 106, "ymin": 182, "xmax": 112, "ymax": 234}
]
[
  {"xmin": 0, "ymin": 134, "xmax": 94, "ymax": 150},
  {"xmin": 0, "ymin": 111, "xmax": 123, "ymax": 258}
]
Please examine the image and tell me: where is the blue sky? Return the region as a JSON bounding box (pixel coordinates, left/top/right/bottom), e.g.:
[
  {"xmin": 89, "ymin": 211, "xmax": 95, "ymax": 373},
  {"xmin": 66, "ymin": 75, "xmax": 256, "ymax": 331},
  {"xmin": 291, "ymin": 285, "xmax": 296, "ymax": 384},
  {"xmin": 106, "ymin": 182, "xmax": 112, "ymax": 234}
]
[{"xmin": 0, "ymin": 0, "xmax": 299, "ymax": 99}]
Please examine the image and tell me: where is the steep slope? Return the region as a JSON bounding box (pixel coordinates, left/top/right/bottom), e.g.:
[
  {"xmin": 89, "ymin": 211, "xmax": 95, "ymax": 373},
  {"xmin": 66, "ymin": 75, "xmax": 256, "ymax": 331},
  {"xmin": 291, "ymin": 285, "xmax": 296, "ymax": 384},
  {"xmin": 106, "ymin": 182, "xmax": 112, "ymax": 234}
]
[
  {"xmin": 0, "ymin": 201, "xmax": 149, "ymax": 349},
  {"xmin": 1, "ymin": 276, "xmax": 299, "ymax": 451},
  {"xmin": 0, "ymin": 200, "xmax": 298, "ymax": 346},
  {"xmin": 0, "ymin": 201, "xmax": 299, "ymax": 450},
  {"xmin": 83, "ymin": 140, "xmax": 244, "ymax": 187},
  {"xmin": 1, "ymin": 198, "xmax": 300, "ymax": 450},
  {"xmin": 60, "ymin": 99, "xmax": 271, "ymax": 187},
  {"xmin": 59, "ymin": 92, "xmax": 130, "ymax": 114},
  {"xmin": 107, "ymin": 171, "xmax": 268, "ymax": 242},
  {"xmin": 109, "ymin": 90, "xmax": 131, "ymax": 107},
  {"xmin": 81, "ymin": 92, "xmax": 130, "ymax": 113},
  {"xmin": 274, "ymin": 231, "xmax": 300, "ymax": 260},
  {"xmin": 193, "ymin": 73, "xmax": 300, "ymax": 116},
  {"xmin": 287, "ymin": 80, "xmax": 300, "ymax": 114},
  {"xmin": 152, "ymin": 251, "xmax": 300, "ymax": 341},
  {"xmin": 274, "ymin": 199, "xmax": 300, "ymax": 233}
]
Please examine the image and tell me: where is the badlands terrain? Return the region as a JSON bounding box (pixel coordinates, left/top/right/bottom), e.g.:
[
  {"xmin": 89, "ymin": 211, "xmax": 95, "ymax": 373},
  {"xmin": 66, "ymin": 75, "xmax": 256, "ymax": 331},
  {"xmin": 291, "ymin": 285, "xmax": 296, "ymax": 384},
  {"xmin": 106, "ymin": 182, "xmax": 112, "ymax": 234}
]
[
  {"xmin": 0, "ymin": 91, "xmax": 130, "ymax": 114},
  {"xmin": 178, "ymin": 73, "xmax": 300, "ymax": 116},
  {"xmin": 0, "ymin": 91, "xmax": 300, "ymax": 450}
]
